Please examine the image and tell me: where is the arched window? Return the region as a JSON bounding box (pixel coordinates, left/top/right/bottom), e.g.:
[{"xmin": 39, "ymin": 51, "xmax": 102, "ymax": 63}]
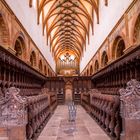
[
  {"xmin": 95, "ymin": 60, "xmax": 99, "ymax": 72},
  {"xmin": 90, "ymin": 65, "xmax": 93, "ymax": 75},
  {"xmin": 14, "ymin": 36, "xmax": 26, "ymax": 58},
  {"xmin": 112, "ymin": 36, "xmax": 125, "ymax": 59},
  {"xmin": 39, "ymin": 60, "xmax": 43, "ymax": 71},
  {"xmin": 101, "ymin": 51, "xmax": 108, "ymax": 67},
  {"xmin": 30, "ymin": 51, "xmax": 36, "ymax": 66},
  {"xmin": 0, "ymin": 14, "xmax": 9, "ymax": 47},
  {"xmin": 134, "ymin": 14, "xmax": 140, "ymax": 44}
]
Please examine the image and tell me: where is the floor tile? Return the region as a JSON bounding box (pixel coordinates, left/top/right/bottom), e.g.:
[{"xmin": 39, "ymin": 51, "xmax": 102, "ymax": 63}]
[{"xmin": 38, "ymin": 105, "xmax": 110, "ymax": 140}]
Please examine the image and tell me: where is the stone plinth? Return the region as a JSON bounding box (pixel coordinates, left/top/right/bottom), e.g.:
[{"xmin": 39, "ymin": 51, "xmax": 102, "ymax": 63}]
[
  {"xmin": 121, "ymin": 119, "xmax": 140, "ymax": 140},
  {"xmin": 8, "ymin": 126, "xmax": 26, "ymax": 140}
]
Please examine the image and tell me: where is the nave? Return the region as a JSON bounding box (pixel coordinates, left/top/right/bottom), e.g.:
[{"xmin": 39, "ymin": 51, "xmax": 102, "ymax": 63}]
[
  {"xmin": 38, "ymin": 105, "xmax": 110, "ymax": 140},
  {"xmin": 0, "ymin": 0, "xmax": 140, "ymax": 140}
]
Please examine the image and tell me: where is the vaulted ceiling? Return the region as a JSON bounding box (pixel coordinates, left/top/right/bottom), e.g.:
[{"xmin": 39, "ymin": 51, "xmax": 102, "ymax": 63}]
[{"xmin": 29, "ymin": 0, "xmax": 108, "ymax": 62}]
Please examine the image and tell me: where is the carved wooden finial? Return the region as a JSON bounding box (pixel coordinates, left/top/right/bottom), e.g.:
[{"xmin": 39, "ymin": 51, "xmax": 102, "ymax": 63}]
[
  {"xmin": 0, "ymin": 87, "xmax": 27, "ymax": 127},
  {"xmin": 119, "ymin": 79, "xmax": 140, "ymax": 119}
]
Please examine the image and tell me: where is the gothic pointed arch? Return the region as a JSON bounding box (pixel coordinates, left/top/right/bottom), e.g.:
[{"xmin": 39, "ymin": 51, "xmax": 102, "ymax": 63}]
[
  {"xmin": 112, "ymin": 36, "xmax": 125, "ymax": 59},
  {"xmin": 101, "ymin": 51, "xmax": 108, "ymax": 67},
  {"xmin": 95, "ymin": 60, "xmax": 99, "ymax": 72},
  {"xmin": 87, "ymin": 69, "xmax": 89, "ymax": 76},
  {"xmin": 44, "ymin": 65, "xmax": 47, "ymax": 75},
  {"xmin": 48, "ymin": 69, "xmax": 50, "ymax": 76},
  {"xmin": 30, "ymin": 51, "xmax": 36, "ymax": 67},
  {"xmin": 90, "ymin": 65, "xmax": 93, "ymax": 75},
  {"xmin": 39, "ymin": 59, "xmax": 43, "ymax": 72},
  {"xmin": 14, "ymin": 34, "xmax": 26, "ymax": 59}
]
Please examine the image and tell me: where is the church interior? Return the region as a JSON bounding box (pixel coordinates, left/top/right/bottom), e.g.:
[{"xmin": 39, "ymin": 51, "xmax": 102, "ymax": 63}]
[{"xmin": 0, "ymin": 0, "xmax": 140, "ymax": 140}]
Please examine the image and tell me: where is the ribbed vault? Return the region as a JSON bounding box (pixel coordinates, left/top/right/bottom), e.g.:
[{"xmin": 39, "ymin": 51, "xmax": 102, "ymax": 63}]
[{"xmin": 29, "ymin": 0, "xmax": 109, "ymax": 61}]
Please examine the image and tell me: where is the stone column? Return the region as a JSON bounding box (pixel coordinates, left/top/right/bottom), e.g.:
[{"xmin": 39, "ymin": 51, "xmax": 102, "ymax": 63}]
[
  {"xmin": 0, "ymin": 87, "xmax": 27, "ymax": 140},
  {"xmin": 119, "ymin": 79, "xmax": 140, "ymax": 140}
]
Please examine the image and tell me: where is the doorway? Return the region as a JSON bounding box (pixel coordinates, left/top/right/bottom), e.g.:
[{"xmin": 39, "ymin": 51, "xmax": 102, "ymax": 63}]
[{"xmin": 65, "ymin": 81, "xmax": 73, "ymax": 103}]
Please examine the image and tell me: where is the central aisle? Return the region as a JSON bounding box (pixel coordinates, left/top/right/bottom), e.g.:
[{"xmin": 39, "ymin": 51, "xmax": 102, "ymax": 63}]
[{"xmin": 38, "ymin": 105, "xmax": 110, "ymax": 140}]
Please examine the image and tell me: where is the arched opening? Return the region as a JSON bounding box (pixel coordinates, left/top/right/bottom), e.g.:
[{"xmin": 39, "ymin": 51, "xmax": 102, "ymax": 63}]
[
  {"xmin": 65, "ymin": 81, "xmax": 73, "ymax": 103},
  {"xmin": 14, "ymin": 36, "xmax": 26, "ymax": 58},
  {"xmin": 30, "ymin": 51, "xmax": 36, "ymax": 67},
  {"xmin": 90, "ymin": 65, "xmax": 93, "ymax": 75},
  {"xmin": 101, "ymin": 51, "xmax": 108, "ymax": 67},
  {"xmin": 48, "ymin": 69, "xmax": 50, "ymax": 76},
  {"xmin": 39, "ymin": 60, "xmax": 43, "ymax": 71},
  {"xmin": 116, "ymin": 39, "xmax": 125, "ymax": 58},
  {"xmin": 95, "ymin": 60, "xmax": 99, "ymax": 72},
  {"xmin": 44, "ymin": 65, "xmax": 47, "ymax": 75},
  {"xmin": 134, "ymin": 14, "xmax": 140, "ymax": 44},
  {"xmin": 0, "ymin": 13, "xmax": 9, "ymax": 47},
  {"xmin": 112, "ymin": 36, "xmax": 125, "ymax": 59},
  {"xmin": 87, "ymin": 69, "xmax": 89, "ymax": 76}
]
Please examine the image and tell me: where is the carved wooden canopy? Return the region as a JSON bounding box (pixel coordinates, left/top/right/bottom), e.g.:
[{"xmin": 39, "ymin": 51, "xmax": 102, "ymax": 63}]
[{"xmin": 29, "ymin": 0, "xmax": 108, "ymax": 61}]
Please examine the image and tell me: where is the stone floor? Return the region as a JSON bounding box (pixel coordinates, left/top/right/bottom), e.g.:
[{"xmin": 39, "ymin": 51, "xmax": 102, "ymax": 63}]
[{"xmin": 38, "ymin": 105, "xmax": 110, "ymax": 140}]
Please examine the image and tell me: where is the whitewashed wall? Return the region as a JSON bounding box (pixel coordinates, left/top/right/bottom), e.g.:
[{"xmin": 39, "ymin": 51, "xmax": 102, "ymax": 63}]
[
  {"xmin": 5, "ymin": 0, "xmax": 56, "ymax": 71},
  {"xmin": 5, "ymin": 0, "xmax": 133, "ymax": 73},
  {"xmin": 80, "ymin": 0, "xmax": 133, "ymax": 72}
]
